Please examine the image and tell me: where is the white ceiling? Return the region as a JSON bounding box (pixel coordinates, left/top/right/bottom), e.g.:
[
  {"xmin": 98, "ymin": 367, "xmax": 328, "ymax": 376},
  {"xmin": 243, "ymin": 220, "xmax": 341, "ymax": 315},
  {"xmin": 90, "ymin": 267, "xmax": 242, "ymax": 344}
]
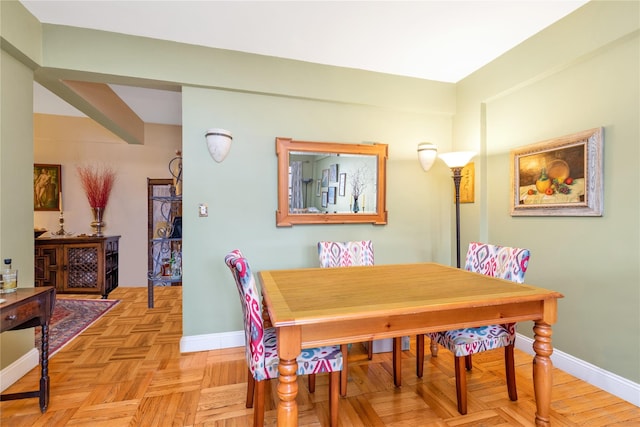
[{"xmin": 23, "ymin": 0, "xmax": 589, "ymax": 125}]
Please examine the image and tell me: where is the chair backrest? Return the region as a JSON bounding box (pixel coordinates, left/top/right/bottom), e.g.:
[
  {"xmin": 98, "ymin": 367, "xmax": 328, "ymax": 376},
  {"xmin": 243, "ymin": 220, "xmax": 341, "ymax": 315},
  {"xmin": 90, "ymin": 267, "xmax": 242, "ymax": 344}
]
[
  {"xmin": 317, "ymin": 240, "xmax": 375, "ymax": 267},
  {"xmin": 464, "ymin": 242, "xmax": 530, "ymax": 283},
  {"xmin": 224, "ymin": 250, "xmax": 267, "ymax": 375}
]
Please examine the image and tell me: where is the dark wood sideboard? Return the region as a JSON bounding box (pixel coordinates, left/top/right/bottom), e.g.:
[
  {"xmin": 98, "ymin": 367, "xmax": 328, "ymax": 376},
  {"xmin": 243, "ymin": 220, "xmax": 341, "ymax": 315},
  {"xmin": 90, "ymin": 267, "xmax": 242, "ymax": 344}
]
[
  {"xmin": 0, "ymin": 286, "xmax": 56, "ymax": 412},
  {"xmin": 35, "ymin": 236, "xmax": 120, "ymax": 299}
]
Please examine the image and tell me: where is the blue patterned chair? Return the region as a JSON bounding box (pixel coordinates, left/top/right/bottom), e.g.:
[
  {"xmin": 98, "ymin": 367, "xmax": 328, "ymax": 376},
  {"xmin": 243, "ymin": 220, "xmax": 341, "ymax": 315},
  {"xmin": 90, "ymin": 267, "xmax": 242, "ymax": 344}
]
[
  {"xmin": 225, "ymin": 250, "xmax": 343, "ymax": 427},
  {"xmin": 416, "ymin": 242, "xmax": 530, "ymax": 415}
]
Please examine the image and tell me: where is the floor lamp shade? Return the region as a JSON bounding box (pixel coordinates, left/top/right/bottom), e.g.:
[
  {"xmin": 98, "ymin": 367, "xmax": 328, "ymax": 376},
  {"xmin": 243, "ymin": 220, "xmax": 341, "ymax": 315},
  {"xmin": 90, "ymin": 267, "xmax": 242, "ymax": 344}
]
[
  {"xmin": 417, "ymin": 142, "xmax": 438, "ymax": 171},
  {"xmin": 205, "ymin": 128, "xmax": 233, "ymax": 163},
  {"xmin": 439, "ymin": 151, "xmax": 476, "ymax": 169}
]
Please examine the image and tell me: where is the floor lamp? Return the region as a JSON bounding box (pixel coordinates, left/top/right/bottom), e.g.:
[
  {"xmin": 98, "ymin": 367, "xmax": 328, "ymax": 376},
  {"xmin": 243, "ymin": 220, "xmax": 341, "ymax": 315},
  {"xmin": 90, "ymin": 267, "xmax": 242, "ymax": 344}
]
[{"xmin": 438, "ymin": 152, "xmax": 476, "ymax": 268}]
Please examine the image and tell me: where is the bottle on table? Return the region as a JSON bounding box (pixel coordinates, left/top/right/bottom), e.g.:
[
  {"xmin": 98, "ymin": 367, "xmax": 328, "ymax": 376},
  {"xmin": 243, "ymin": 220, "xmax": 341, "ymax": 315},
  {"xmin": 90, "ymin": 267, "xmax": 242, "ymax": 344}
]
[{"xmin": 0, "ymin": 258, "xmax": 17, "ymax": 294}]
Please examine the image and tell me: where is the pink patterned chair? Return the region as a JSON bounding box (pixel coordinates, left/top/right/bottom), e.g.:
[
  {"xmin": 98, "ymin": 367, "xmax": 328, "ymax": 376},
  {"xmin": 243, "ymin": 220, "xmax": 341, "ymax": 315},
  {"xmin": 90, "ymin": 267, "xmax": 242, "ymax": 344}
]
[
  {"xmin": 318, "ymin": 240, "xmax": 378, "ymax": 395},
  {"xmin": 416, "ymin": 242, "xmax": 531, "ymax": 415},
  {"xmin": 225, "ymin": 250, "xmax": 343, "ymax": 427},
  {"xmin": 318, "ymin": 240, "xmax": 375, "ymax": 268}
]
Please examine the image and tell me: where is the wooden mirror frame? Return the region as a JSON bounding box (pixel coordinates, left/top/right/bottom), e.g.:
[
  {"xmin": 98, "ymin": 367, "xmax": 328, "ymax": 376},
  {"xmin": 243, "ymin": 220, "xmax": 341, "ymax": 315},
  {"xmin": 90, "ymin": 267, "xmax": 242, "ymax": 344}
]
[{"xmin": 276, "ymin": 137, "xmax": 388, "ymax": 226}]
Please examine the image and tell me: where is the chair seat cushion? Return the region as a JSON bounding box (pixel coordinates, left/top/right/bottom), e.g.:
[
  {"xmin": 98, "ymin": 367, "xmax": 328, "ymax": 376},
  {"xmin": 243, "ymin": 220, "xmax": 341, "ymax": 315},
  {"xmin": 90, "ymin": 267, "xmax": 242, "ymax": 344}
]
[
  {"xmin": 429, "ymin": 323, "xmax": 515, "ymax": 357},
  {"xmin": 254, "ymin": 328, "xmax": 343, "ymax": 381}
]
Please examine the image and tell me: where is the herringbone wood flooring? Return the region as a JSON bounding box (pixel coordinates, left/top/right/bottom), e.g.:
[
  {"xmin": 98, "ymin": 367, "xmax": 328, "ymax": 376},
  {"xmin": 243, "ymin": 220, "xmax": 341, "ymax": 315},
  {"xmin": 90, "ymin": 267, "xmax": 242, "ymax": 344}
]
[{"xmin": 1, "ymin": 287, "xmax": 638, "ymax": 426}]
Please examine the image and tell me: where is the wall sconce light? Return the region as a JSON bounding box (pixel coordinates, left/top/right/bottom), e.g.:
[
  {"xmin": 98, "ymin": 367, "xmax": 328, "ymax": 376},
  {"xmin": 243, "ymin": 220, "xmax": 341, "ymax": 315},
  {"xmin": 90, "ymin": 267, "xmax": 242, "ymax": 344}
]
[
  {"xmin": 205, "ymin": 128, "xmax": 233, "ymax": 163},
  {"xmin": 417, "ymin": 142, "xmax": 438, "ymax": 171},
  {"xmin": 438, "ymin": 151, "xmax": 476, "ymax": 268}
]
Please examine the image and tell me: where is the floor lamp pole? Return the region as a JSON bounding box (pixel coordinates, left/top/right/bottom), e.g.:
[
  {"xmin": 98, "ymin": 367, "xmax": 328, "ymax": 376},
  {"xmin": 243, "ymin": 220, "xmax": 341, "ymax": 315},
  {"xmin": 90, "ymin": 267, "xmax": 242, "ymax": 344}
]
[
  {"xmin": 439, "ymin": 151, "xmax": 475, "ymax": 269},
  {"xmin": 451, "ymin": 167, "xmax": 463, "ymax": 269}
]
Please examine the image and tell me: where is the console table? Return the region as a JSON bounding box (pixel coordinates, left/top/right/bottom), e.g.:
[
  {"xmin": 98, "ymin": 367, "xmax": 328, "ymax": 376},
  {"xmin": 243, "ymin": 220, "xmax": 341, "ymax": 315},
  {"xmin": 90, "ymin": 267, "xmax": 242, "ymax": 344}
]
[
  {"xmin": 0, "ymin": 287, "xmax": 56, "ymax": 412},
  {"xmin": 35, "ymin": 235, "xmax": 119, "ymax": 298}
]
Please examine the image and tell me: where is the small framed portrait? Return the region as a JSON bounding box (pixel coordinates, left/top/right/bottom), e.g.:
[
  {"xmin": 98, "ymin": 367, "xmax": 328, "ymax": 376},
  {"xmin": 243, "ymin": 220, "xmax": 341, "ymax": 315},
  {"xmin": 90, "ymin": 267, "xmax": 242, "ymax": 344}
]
[
  {"xmin": 321, "ymin": 191, "xmax": 328, "ymax": 208},
  {"xmin": 321, "ymin": 169, "xmax": 329, "ymax": 187},
  {"xmin": 34, "ymin": 164, "xmax": 62, "ymax": 211},
  {"xmin": 328, "ymin": 186, "xmax": 336, "ymax": 204},
  {"xmin": 338, "ymin": 173, "xmax": 346, "ymax": 196},
  {"xmin": 315, "ymin": 179, "xmax": 321, "ymax": 196},
  {"xmin": 329, "ymin": 164, "xmax": 338, "ymax": 183}
]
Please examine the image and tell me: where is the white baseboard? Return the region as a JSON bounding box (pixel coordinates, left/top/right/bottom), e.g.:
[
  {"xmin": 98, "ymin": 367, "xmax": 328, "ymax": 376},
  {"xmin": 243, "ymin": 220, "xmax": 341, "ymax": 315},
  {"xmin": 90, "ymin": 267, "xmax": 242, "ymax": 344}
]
[
  {"xmin": 364, "ymin": 337, "xmax": 411, "ymax": 353},
  {"xmin": 515, "ymin": 333, "xmax": 640, "ymax": 407},
  {"xmin": 180, "ymin": 330, "xmax": 244, "ymax": 353},
  {"xmin": 0, "ymin": 348, "xmax": 39, "ymax": 393}
]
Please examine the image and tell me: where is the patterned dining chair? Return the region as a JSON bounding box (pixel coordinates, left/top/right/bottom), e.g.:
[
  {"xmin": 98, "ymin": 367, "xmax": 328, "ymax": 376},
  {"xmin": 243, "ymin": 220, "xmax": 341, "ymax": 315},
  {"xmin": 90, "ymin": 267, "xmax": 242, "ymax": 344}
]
[
  {"xmin": 225, "ymin": 250, "xmax": 343, "ymax": 427},
  {"xmin": 416, "ymin": 242, "xmax": 530, "ymax": 415},
  {"xmin": 318, "ymin": 240, "xmax": 378, "ymax": 395}
]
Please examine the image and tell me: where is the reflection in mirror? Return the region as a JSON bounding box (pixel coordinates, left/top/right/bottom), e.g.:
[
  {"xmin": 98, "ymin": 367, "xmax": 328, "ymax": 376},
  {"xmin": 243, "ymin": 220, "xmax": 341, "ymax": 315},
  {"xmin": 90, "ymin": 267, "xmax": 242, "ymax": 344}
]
[
  {"xmin": 276, "ymin": 137, "xmax": 388, "ymax": 226},
  {"xmin": 290, "ymin": 152, "xmax": 377, "ymax": 213}
]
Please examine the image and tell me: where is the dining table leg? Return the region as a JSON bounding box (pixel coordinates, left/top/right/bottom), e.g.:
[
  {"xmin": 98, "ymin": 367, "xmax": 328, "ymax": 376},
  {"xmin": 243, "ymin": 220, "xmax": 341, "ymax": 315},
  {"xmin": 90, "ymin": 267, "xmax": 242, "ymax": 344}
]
[
  {"xmin": 277, "ymin": 326, "xmax": 302, "ymax": 427},
  {"xmin": 532, "ymin": 320, "xmax": 554, "ymax": 427},
  {"xmin": 393, "ymin": 337, "xmax": 402, "ymax": 387}
]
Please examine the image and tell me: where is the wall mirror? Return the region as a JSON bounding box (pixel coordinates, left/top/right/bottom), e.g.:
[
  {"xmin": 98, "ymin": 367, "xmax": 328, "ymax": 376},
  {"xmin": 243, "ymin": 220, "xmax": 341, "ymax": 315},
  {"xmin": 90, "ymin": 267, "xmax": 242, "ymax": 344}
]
[{"xmin": 276, "ymin": 137, "xmax": 388, "ymax": 226}]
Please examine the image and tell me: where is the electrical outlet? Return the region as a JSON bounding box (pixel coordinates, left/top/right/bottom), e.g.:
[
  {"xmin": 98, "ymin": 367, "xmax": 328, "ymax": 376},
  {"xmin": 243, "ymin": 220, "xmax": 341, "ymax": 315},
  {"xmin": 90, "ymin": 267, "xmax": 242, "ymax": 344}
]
[{"xmin": 199, "ymin": 203, "xmax": 208, "ymax": 217}]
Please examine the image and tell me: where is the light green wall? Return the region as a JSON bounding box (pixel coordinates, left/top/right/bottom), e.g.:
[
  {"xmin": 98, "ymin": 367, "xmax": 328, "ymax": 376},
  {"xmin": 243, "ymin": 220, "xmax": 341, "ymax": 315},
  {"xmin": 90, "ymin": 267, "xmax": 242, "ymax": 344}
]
[
  {"xmin": 0, "ymin": 48, "xmax": 37, "ymax": 369},
  {"xmin": 455, "ymin": 1, "xmax": 639, "ymax": 382},
  {"xmin": 181, "ymin": 87, "xmax": 454, "ymax": 335},
  {"xmin": 36, "ymin": 23, "xmax": 454, "ymax": 118},
  {"xmin": 0, "ymin": 0, "xmax": 42, "ymax": 68},
  {"xmin": 0, "ymin": 0, "xmax": 40, "ymax": 369}
]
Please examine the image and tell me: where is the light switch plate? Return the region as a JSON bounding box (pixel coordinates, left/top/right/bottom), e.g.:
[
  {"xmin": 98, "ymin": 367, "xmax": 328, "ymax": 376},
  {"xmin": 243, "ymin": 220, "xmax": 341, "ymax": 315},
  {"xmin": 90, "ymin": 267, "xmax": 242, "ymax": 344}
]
[{"xmin": 199, "ymin": 203, "xmax": 208, "ymax": 217}]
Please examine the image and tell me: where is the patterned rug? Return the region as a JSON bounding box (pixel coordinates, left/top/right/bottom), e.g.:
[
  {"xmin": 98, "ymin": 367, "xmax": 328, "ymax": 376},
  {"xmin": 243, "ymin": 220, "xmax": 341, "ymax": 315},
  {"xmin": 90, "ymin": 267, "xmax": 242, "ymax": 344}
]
[{"xmin": 35, "ymin": 298, "xmax": 120, "ymax": 357}]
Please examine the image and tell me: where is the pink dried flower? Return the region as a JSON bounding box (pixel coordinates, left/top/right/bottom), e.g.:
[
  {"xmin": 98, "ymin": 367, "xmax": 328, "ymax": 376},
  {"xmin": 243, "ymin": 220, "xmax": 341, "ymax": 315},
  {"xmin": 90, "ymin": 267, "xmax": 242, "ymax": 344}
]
[{"xmin": 77, "ymin": 165, "xmax": 116, "ymax": 208}]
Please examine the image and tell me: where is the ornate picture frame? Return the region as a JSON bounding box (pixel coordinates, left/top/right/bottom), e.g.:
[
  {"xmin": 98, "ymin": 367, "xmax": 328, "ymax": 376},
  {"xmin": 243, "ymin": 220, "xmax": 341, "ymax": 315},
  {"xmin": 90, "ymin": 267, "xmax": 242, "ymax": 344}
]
[
  {"xmin": 34, "ymin": 164, "xmax": 62, "ymax": 211},
  {"xmin": 510, "ymin": 127, "xmax": 603, "ymax": 216}
]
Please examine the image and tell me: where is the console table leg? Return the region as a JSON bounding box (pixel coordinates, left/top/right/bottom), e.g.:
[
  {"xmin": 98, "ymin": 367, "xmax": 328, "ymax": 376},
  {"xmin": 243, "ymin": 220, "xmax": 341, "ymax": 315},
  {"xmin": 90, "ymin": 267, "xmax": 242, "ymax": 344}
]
[{"xmin": 39, "ymin": 323, "xmax": 50, "ymax": 412}]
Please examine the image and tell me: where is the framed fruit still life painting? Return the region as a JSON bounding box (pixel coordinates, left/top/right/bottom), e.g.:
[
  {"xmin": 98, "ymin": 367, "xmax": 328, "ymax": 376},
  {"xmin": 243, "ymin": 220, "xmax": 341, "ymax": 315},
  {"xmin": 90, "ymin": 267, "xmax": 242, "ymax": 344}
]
[
  {"xmin": 510, "ymin": 127, "xmax": 603, "ymax": 216},
  {"xmin": 34, "ymin": 164, "xmax": 62, "ymax": 211}
]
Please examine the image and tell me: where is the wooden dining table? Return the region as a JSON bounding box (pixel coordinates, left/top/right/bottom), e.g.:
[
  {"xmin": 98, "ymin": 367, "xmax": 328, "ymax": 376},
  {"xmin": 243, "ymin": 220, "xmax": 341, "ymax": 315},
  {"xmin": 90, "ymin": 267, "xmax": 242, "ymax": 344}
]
[{"xmin": 258, "ymin": 262, "xmax": 563, "ymax": 427}]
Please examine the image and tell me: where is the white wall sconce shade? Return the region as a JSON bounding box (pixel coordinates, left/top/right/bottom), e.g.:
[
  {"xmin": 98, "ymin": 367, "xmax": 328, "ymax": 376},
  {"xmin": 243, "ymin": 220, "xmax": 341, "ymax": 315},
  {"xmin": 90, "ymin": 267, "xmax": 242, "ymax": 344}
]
[
  {"xmin": 205, "ymin": 128, "xmax": 233, "ymax": 163},
  {"xmin": 417, "ymin": 142, "xmax": 438, "ymax": 171}
]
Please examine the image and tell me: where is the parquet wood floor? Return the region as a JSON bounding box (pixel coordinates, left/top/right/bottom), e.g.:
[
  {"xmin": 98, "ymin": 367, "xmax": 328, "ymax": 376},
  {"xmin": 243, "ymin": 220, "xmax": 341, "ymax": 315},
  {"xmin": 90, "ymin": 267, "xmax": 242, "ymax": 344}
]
[{"xmin": 1, "ymin": 287, "xmax": 638, "ymax": 426}]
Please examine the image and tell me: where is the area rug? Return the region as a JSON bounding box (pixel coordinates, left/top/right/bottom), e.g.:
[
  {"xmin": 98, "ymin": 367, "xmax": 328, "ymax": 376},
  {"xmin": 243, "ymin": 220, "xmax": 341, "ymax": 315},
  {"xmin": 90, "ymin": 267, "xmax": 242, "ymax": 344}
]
[{"xmin": 35, "ymin": 298, "xmax": 120, "ymax": 357}]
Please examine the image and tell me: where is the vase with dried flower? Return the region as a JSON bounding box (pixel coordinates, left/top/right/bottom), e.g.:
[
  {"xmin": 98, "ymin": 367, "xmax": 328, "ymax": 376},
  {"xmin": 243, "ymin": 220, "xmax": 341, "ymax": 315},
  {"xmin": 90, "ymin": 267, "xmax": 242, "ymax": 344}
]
[
  {"xmin": 351, "ymin": 166, "xmax": 368, "ymax": 213},
  {"xmin": 77, "ymin": 165, "xmax": 116, "ymax": 236}
]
